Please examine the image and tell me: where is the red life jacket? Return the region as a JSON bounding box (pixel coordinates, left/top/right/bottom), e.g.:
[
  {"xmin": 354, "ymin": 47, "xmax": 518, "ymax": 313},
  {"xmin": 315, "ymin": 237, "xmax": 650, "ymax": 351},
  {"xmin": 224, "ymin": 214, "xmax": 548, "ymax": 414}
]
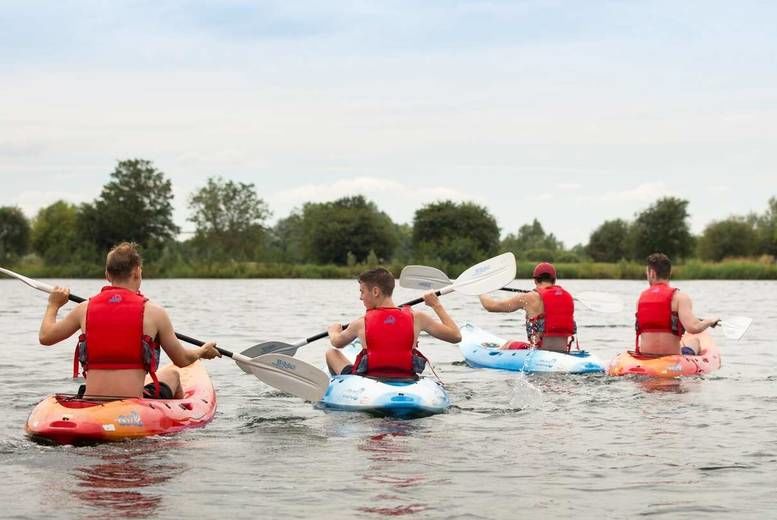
[
  {"xmin": 352, "ymin": 306, "xmax": 419, "ymax": 379},
  {"xmin": 526, "ymin": 285, "xmax": 576, "ymax": 349},
  {"xmin": 634, "ymin": 282, "xmax": 684, "ymax": 353},
  {"xmin": 73, "ymin": 286, "xmax": 161, "ymax": 396}
]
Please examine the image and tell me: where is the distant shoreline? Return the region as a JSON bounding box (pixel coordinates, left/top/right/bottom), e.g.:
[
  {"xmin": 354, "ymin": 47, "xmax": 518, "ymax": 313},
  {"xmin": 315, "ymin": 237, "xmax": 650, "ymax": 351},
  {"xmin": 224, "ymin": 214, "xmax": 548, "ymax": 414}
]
[{"xmin": 7, "ymin": 258, "xmax": 777, "ymax": 280}]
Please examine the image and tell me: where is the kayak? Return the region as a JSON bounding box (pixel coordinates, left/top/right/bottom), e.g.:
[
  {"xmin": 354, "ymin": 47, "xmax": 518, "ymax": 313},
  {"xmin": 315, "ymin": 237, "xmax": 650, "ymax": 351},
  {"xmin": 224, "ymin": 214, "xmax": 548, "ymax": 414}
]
[
  {"xmin": 319, "ymin": 339, "xmax": 450, "ymax": 418},
  {"xmin": 458, "ymin": 322, "xmax": 606, "ymax": 374},
  {"xmin": 607, "ymin": 330, "xmax": 721, "ymax": 378},
  {"xmin": 26, "ymin": 361, "xmax": 216, "ymax": 445}
]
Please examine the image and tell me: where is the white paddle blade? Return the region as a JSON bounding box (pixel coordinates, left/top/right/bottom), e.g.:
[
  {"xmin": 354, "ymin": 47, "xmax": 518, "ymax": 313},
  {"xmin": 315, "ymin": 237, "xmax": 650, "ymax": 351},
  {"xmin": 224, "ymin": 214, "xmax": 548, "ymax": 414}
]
[
  {"xmin": 399, "ymin": 265, "xmax": 451, "ymax": 291},
  {"xmin": 575, "ymin": 291, "xmax": 624, "ymax": 314},
  {"xmin": 0, "ymin": 266, "xmax": 55, "ymax": 294},
  {"xmin": 719, "ymin": 316, "xmax": 752, "ymax": 340},
  {"xmin": 234, "ymin": 353, "xmax": 330, "ymax": 402},
  {"xmin": 450, "ymin": 252, "xmax": 517, "ymax": 296}
]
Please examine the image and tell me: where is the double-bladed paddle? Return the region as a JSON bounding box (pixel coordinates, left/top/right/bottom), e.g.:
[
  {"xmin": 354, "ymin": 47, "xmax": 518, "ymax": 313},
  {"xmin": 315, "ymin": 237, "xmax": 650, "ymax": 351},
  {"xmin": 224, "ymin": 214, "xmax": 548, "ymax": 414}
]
[
  {"xmin": 239, "ymin": 252, "xmax": 518, "ymax": 359},
  {"xmin": 400, "ymin": 264, "xmax": 624, "ymax": 313},
  {"xmin": 710, "ymin": 316, "xmax": 752, "ymax": 341},
  {"xmin": 0, "ymin": 266, "xmax": 330, "ymax": 402}
]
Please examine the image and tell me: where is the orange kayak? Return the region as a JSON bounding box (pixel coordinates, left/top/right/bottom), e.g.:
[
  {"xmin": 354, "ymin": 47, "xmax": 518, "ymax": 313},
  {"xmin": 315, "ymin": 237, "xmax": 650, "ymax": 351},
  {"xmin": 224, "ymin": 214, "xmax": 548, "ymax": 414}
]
[
  {"xmin": 607, "ymin": 331, "xmax": 721, "ymax": 378},
  {"xmin": 26, "ymin": 361, "xmax": 216, "ymax": 445}
]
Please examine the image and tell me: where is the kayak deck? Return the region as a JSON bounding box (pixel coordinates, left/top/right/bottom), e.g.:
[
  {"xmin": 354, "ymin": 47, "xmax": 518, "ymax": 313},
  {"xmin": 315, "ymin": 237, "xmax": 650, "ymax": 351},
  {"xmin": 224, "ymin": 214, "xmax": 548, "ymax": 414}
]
[
  {"xmin": 459, "ymin": 323, "xmax": 605, "ymax": 374},
  {"xmin": 607, "ymin": 330, "xmax": 721, "ymax": 378},
  {"xmin": 26, "ymin": 361, "xmax": 216, "ymax": 445}
]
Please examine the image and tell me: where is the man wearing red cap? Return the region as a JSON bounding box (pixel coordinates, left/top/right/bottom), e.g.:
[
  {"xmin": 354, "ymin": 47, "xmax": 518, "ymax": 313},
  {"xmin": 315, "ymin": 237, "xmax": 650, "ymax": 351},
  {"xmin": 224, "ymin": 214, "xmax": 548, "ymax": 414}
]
[{"xmin": 478, "ymin": 262, "xmax": 577, "ymax": 351}]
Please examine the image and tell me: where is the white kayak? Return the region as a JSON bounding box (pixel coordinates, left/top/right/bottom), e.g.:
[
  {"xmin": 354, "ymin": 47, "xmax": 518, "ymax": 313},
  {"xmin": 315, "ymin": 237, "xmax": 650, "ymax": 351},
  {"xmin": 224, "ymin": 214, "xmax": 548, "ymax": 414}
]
[
  {"xmin": 459, "ymin": 323, "xmax": 606, "ymax": 374},
  {"xmin": 319, "ymin": 339, "xmax": 450, "ymax": 418}
]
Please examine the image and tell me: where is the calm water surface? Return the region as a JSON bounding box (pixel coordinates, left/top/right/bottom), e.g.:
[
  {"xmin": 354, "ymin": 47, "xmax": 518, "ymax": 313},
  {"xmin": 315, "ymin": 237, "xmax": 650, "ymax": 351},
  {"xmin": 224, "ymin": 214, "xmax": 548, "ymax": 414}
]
[{"xmin": 1, "ymin": 278, "xmax": 775, "ymax": 519}]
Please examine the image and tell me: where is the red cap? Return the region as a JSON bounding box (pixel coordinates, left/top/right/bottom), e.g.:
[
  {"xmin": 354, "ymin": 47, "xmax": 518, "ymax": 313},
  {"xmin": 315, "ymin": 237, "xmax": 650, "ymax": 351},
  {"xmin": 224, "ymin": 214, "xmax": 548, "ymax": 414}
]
[{"xmin": 532, "ymin": 262, "xmax": 556, "ymax": 279}]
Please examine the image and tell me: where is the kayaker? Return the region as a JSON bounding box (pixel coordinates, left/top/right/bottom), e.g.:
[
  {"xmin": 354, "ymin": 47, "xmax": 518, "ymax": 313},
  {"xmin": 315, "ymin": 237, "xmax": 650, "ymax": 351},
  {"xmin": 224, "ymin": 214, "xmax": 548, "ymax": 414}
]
[
  {"xmin": 38, "ymin": 242, "xmax": 221, "ymax": 399},
  {"xmin": 635, "ymin": 252, "xmax": 719, "ymax": 356},
  {"xmin": 326, "ymin": 267, "xmax": 461, "ymax": 378},
  {"xmin": 478, "ymin": 262, "xmax": 576, "ymax": 352}
]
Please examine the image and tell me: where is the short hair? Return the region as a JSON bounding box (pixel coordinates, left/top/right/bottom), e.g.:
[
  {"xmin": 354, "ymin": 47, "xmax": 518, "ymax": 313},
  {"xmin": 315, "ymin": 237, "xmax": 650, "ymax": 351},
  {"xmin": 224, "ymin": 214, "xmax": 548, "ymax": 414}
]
[
  {"xmin": 358, "ymin": 267, "xmax": 394, "ymax": 296},
  {"xmin": 534, "ymin": 273, "xmax": 556, "ymax": 284},
  {"xmin": 106, "ymin": 242, "xmax": 142, "ymax": 281},
  {"xmin": 646, "ymin": 253, "xmax": 671, "ymax": 279}
]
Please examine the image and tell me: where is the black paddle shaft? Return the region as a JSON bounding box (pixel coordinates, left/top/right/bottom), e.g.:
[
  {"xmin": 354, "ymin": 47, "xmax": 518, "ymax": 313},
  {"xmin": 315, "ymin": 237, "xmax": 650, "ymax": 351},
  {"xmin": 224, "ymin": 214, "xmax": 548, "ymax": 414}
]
[{"xmin": 64, "ymin": 292, "xmax": 235, "ymax": 357}]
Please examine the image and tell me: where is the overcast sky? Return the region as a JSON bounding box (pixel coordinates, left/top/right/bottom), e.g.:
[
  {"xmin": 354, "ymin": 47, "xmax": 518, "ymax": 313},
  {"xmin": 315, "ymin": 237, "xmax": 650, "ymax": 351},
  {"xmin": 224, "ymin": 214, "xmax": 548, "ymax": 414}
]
[{"xmin": 1, "ymin": 1, "xmax": 775, "ymax": 246}]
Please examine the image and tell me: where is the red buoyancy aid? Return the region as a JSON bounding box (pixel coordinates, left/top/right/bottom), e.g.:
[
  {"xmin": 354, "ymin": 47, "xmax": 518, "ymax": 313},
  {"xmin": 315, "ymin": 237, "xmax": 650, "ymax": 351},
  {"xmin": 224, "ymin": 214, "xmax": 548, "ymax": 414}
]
[
  {"xmin": 634, "ymin": 282, "xmax": 684, "ymax": 353},
  {"xmin": 526, "ymin": 285, "xmax": 576, "ymax": 348},
  {"xmin": 73, "ymin": 286, "xmax": 161, "ymax": 396},
  {"xmin": 354, "ymin": 306, "xmax": 417, "ymax": 378}
]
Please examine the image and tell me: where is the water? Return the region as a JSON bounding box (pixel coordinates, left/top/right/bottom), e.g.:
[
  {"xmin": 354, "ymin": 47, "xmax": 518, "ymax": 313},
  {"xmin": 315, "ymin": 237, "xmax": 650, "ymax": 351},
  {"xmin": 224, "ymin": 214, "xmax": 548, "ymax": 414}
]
[{"xmin": 1, "ymin": 278, "xmax": 775, "ymax": 519}]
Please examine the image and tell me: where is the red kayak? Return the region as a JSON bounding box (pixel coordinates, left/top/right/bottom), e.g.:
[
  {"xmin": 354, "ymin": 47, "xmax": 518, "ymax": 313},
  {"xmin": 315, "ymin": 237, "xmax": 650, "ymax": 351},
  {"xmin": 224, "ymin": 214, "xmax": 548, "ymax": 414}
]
[{"xmin": 26, "ymin": 361, "xmax": 216, "ymax": 445}]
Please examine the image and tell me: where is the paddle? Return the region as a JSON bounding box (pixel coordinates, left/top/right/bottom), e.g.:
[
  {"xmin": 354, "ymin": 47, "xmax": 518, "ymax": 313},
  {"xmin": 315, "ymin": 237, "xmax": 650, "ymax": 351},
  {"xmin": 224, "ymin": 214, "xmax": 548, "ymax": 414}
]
[
  {"xmin": 400, "ymin": 265, "xmax": 624, "ymax": 313},
  {"xmin": 711, "ymin": 316, "xmax": 752, "ymax": 341},
  {"xmin": 0, "ymin": 266, "xmax": 330, "ymax": 402},
  {"xmin": 239, "ymin": 253, "xmax": 518, "ymax": 359}
]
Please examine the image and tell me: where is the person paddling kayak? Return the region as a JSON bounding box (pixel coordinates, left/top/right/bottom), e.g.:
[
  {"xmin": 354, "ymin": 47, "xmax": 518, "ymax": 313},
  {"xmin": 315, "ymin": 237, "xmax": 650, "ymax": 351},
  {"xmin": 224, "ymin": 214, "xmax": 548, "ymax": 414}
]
[
  {"xmin": 38, "ymin": 242, "xmax": 221, "ymax": 399},
  {"xmin": 635, "ymin": 253, "xmax": 719, "ymax": 356},
  {"xmin": 326, "ymin": 267, "xmax": 461, "ymax": 378},
  {"xmin": 478, "ymin": 262, "xmax": 577, "ymax": 352}
]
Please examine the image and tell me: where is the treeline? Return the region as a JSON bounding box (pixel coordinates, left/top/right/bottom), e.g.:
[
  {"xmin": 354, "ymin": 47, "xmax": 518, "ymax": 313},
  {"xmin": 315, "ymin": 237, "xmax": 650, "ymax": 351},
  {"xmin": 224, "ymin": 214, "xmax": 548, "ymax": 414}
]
[{"xmin": 0, "ymin": 159, "xmax": 776, "ymax": 278}]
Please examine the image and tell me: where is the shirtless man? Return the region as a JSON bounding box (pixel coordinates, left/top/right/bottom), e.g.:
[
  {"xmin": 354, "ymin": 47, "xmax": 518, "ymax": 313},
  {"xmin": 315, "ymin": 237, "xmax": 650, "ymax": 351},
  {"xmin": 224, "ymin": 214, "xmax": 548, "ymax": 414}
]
[
  {"xmin": 635, "ymin": 253, "xmax": 719, "ymax": 356},
  {"xmin": 326, "ymin": 267, "xmax": 461, "ymax": 378},
  {"xmin": 479, "ymin": 262, "xmax": 576, "ymax": 352},
  {"xmin": 39, "ymin": 242, "xmax": 220, "ymax": 399}
]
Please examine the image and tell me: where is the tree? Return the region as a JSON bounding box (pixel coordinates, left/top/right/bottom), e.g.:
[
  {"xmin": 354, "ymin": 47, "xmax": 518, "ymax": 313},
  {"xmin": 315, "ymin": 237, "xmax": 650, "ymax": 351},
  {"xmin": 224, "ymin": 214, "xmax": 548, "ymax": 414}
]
[
  {"xmin": 300, "ymin": 196, "xmax": 399, "ymax": 265},
  {"xmin": 697, "ymin": 217, "xmax": 757, "ymax": 261},
  {"xmin": 629, "ymin": 197, "xmax": 693, "ymax": 261},
  {"xmin": 586, "ymin": 219, "xmax": 630, "ymax": 262},
  {"xmin": 754, "ymin": 196, "xmax": 777, "ymax": 256},
  {"xmin": 412, "ymin": 201, "xmax": 500, "ymax": 267},
  {"xmin": 84, "ymin": 159, "xmax": 179, "ymax": 259},
  {"xmin": 188, "ymin": 176, "xmax": 271, "ymax": 261},
  {"xmin": 0, "ymin": 206, "xmax": 30, "ymax": 263},
  {"xmin": 31, "ymin": 201, "xmax": 79, "ymax": 264},
  {"xmin": 267, "ymin": 212, "xmax": 306, "ymax": 263},
  {"xmin": 501, "ymin": 219, "xmax": 563, "ymax": 254}
]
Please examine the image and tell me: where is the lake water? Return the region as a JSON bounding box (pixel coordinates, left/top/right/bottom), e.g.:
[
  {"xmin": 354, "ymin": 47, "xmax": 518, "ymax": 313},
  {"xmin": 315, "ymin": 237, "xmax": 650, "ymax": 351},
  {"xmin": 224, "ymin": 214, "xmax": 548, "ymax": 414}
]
[{"xmin": 1, "ymin": 278, "xmax": 775, "ymax": 519}]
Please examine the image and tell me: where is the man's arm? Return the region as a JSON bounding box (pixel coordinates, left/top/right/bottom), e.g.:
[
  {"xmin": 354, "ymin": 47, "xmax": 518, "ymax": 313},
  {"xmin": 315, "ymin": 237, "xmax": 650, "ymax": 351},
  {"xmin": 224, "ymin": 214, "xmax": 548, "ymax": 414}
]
[
  {"xmin": 39, "ymin": 287, "xmax": 84, "ymax": 345},
  {"xmin": 328, "ymin": 318, "xmax": 362, "ymax": 348},
  {"xmin": 152, "ymin": 305, "xmax": 220, "ymax": 367},
  {"xmin": 416, "ymin": 292, "xmax": 461, "ymax": 343},
  {"xmin": 676, "ymin": 293, "xmax": 719, "ymax": 334},
  {"xmin": 479, "ymin": 293, "xmax": 526, "ymax": 313}
]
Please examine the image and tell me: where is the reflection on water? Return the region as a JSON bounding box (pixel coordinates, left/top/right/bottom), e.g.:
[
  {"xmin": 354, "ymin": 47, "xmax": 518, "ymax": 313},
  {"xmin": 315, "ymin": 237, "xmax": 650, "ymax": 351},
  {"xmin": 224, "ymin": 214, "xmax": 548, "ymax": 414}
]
[
  {"xmin": 71, "ymin": 443, "xmax": 183, "ymax": 518},
  {"xmin": 356, "ymin": 422, "xmax": 429, "ymax": 516}
]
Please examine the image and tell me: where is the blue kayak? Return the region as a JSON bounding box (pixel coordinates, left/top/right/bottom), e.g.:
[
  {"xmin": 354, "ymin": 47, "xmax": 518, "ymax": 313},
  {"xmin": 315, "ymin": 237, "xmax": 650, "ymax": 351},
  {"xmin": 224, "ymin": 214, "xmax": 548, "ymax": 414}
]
[
  {"xmin": 459, "ymin": 323, "xmax": 605, "ymax": 374},
  {"xmin": 319, "ymin": 339, "xmax": 450, "ymax": 418}
]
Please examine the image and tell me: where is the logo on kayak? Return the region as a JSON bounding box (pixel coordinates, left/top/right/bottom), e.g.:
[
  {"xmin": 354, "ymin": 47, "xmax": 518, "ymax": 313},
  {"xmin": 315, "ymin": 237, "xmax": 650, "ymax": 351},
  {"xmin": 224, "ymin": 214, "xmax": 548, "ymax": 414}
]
[
  {"xmin": 272, "ymin": 358, "xmax": 296, "ymax": 371},
  {"xmin": 109, "ymin": 295, "xmax": 123, "ymax": 304},
  {"xmin": 384, "ymin": 315, "xmax": 396, "ymax": 325},
  {"xmin": 117, "ymin": 411, "xmax": 143, "ymax": 427}
]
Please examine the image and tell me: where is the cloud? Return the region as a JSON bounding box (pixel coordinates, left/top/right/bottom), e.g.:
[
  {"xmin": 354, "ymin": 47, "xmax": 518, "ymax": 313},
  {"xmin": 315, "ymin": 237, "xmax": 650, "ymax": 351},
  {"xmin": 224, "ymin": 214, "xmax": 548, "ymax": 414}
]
[
  {"xmin": 557, "ymin": 182, "xmax": 581, "ymax": 191},
  {"xmin": 14, "ymin": 190, "xmax": 94, "ymax": 218},
  {"xmin": 599, "ymin": 182, "xmax": 677, "ymax": 203},
  {"xmin": 270, "ymin": 176, "xmax": 478, "ymax": 223}
]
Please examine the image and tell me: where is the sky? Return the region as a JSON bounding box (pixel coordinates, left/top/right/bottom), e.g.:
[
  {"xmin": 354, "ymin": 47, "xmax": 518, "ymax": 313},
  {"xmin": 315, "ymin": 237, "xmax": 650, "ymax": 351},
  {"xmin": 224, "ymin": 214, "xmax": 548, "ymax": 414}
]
[{"xmin": 1, "ymin": 0, "xmax": 775, "ymax": 247}]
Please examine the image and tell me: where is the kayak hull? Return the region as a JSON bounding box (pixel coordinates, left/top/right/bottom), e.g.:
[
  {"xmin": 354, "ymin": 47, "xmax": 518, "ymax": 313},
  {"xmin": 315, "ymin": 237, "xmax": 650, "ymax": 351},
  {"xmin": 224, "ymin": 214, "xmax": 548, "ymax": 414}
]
[
  {"xmin": 459, "ymin": 322, "xmax": 606, "ymax": 374},
  {"xmin": 607, "ymin": 330, "xmax": 721, "ymax": 378},
  {"xmin": 320, "ymin": 374, "xmax": 450, "ymax": 418},
  {"xmin": 25, "ymin": 361, "xmax": 216, "ymax": 445}
]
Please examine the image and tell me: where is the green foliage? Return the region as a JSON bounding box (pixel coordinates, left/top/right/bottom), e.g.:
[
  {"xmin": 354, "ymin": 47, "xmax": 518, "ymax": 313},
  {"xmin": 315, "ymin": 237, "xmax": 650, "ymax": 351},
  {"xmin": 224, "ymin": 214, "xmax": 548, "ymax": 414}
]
[
  {"xmin": 754, "ymin": 196, "xmax": 777, "ymax": 256},
  {"xmin": 697, "ymin": 217, "xmax": 757, "ymax": 261},
  {"xmin": 501, "ymin": 219, "xmax": 563, "ymax": 256},
  {"xmin": 267, "ymin": 213, "xmax": 306, "ymax": 263},
  {"xmin": 31, "ymin": 201, "xmax": 79, "ymax": 264},
  {"xmin": 0, "ymin": 206, "xmax": 30, "ymax": 263},
  {"xmin": 586, "ymin": 219, "xmax": 630, "ymax": 262},
  {"xmin": 300, "ymin": 196, "xmax": 398, "ymax": 265},
  {"xmin": 188, "ymin": 176, "xmax": 270, "ymax": 261},
  {"xmin": 412, "ymin": 200, "xmax": 500, "ymax": 269},
  {"xmin": 630, "ymin": 197, "xmax": 693, "ymax": 261},
  {"xmin": 85, "ymin": 159, "xmax": 179, "ymax": 261}
]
